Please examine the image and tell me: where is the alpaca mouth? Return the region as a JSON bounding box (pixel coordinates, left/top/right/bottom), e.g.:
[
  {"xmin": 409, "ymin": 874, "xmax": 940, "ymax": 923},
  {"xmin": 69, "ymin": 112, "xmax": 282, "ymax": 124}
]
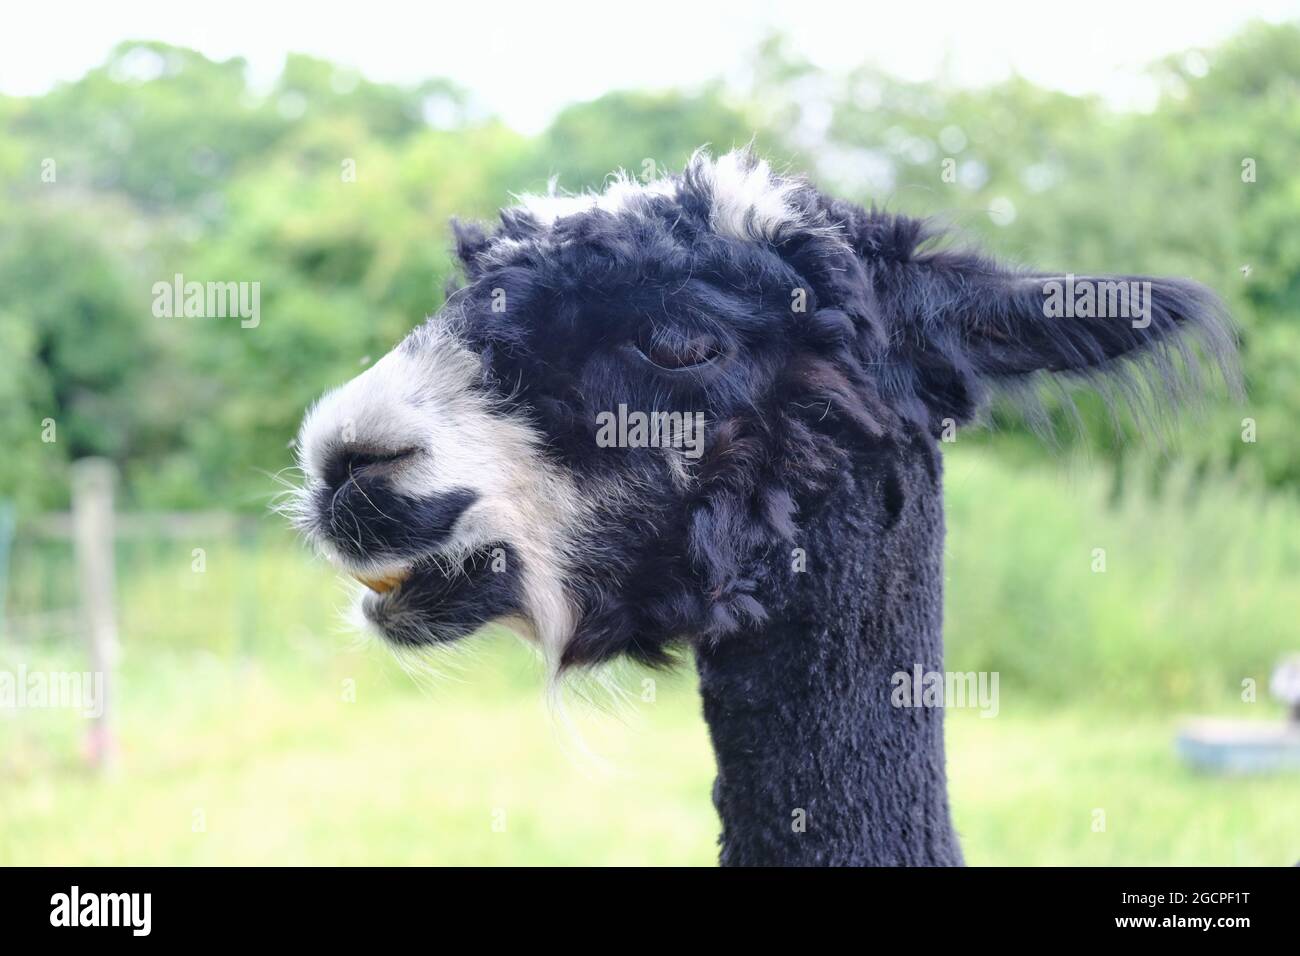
[
  {"xmin": 353, "ymin": 570, "xmax": 409, "ymax": 594},
  {"xmin": 357, "ymin": 543, "xmax": 521, "ymax": 648}
]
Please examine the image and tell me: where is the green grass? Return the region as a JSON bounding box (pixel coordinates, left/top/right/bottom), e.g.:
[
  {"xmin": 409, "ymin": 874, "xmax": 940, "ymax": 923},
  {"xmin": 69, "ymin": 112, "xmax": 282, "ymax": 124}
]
[
  {"xmin": 1, "ymin": 448, "xmax": 1297, "ymax": 865},
  {"xmin": 1, "ymin": 635, "xmax": 720, "ymax": 865},
  {"xmin": 943, "ymin": 450, "xmax": 1300, "ymax": 708},
  {"xmin": 3, "ymin": 638, "xmax": 1294, "ymax": 865},
  {"xmin": 948, "ymin": 710, "xmax": 1297, "ymax": 866}
]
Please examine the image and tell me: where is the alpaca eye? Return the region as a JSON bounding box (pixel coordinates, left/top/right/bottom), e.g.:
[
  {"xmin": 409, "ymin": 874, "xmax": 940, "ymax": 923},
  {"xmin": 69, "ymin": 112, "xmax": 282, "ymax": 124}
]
[{"xmin": 628, "ymin": 331, "xmax": 726, "ymax": 372}]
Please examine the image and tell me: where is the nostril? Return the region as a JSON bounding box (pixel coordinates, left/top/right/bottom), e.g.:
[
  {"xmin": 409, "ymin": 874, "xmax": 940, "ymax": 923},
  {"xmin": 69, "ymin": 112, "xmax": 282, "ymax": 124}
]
[{"xmin": 323, "ymin": 446, "xmax": 419, "ymax": 489}]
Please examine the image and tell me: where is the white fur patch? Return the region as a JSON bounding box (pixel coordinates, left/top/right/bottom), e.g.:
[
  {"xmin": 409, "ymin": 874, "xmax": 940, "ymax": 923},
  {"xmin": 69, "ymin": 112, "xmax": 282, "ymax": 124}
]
[
  {"xmin": 513, "ymin": 172, "xmax": 677, "ymax": 227},
  {"xmin": 295, "ymin": 317, "xmax": 591, "ymax": 675},
  {"xmin": 508, "ymin": 148, "xmax": 814, "ymax": 243},
  {"xmin": 697, "ymin": 149, "xmax": 812, "ymax": 241}
]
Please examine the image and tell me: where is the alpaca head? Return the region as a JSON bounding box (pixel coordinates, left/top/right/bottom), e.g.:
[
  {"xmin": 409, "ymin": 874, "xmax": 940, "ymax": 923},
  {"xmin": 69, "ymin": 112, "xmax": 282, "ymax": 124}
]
[{"xmin": 291, "ymin": 148, "xmax": 1234, "ymax": 672}]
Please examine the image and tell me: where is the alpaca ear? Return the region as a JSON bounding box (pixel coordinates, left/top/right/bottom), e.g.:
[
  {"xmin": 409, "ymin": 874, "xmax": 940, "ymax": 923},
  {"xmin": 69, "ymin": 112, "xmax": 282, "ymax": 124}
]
[
  {"xmin": 450, "ymin": 219, "xmax": 492, "ymax": 279},
  {"xmin": 886, "ymin": 250, "xmax": 1238, "ymax": 429}
]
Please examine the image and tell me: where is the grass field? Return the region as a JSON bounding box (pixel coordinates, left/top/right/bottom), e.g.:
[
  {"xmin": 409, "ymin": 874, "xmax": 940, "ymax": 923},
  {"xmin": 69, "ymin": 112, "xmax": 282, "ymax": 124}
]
[{"xmin": 2, "ymin": 448, "xmax": 1297, "ymax": 865}]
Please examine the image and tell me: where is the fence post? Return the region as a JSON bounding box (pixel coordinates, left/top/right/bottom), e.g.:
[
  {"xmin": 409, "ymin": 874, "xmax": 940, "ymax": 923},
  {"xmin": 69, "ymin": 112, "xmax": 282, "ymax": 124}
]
[
  {"xmin": 72, "ymin": 458, "xmax": 118, "ymax": 771},
  {"xmin": 0, "ymin": 500, "xmax": 14, "ymax": 640}
]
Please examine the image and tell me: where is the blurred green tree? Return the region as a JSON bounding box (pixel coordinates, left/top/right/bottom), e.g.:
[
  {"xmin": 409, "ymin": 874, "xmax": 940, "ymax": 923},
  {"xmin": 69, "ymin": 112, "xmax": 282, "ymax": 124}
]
[{"xmin": 3, "ymin": 25, "xmax": 1298, "ymax": 511}]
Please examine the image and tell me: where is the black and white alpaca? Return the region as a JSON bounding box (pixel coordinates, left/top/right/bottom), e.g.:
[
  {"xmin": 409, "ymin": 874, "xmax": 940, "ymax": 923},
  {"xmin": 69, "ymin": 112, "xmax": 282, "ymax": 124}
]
[{"xmin": 291, "ymin": 149, "xmax": 1234, "ymax": 866}]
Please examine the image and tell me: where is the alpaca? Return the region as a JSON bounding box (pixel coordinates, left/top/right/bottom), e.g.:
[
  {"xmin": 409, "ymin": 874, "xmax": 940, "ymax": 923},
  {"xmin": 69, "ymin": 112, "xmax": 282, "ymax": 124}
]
[{"xmin": 290, "ymin": 149, "xmax": 1235, "ymax": 866}]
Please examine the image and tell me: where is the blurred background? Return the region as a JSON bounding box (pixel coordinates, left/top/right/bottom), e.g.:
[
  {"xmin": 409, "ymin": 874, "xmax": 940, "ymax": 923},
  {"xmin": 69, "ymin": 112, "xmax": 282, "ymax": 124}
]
[{"xmin": 1, "ymin": 2, "xmax": 1298, "ymax": 865}]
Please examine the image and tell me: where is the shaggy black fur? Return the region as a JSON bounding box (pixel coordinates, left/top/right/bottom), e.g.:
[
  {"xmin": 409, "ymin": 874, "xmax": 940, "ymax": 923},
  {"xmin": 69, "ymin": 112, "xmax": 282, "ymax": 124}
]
[
  {"xmin": 697, "ymin": 427, "xmax": 961, "ymax": 865},
  {"xmin": 444, "ymin": 155, "xmax": 1235, "ymax": 672}
]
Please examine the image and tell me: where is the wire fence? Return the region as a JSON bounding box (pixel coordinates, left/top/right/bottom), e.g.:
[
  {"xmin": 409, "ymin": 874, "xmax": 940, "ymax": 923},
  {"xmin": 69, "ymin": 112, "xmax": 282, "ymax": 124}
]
[
  {"xmin": 2, "ymin": 506, "xmax": 269, "ymax": 648},
  {"xmin": 0, "ymin": 460, "xmax": 311, "ymax": 771}
]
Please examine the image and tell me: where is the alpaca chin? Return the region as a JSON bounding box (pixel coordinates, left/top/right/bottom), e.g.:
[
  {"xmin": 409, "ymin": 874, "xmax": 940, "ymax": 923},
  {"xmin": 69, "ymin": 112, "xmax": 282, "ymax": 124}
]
[{"xmin": 353, "ymin": 542, "xmax": 524, "ymax": 649}]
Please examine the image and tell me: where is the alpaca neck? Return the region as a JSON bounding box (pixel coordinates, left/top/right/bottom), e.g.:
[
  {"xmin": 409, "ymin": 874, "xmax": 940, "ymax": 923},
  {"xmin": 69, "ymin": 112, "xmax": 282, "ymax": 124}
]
[{"xmin": 694, "ymin": 436, "xmax": 963, "ymax": 866}]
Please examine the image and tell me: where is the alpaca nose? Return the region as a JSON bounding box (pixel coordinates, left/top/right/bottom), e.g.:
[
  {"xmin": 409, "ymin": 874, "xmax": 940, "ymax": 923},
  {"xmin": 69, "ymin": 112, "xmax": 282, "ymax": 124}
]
[{"xmin": 321, "ymin": 445, "xmax": 418, "ymax": 490}]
